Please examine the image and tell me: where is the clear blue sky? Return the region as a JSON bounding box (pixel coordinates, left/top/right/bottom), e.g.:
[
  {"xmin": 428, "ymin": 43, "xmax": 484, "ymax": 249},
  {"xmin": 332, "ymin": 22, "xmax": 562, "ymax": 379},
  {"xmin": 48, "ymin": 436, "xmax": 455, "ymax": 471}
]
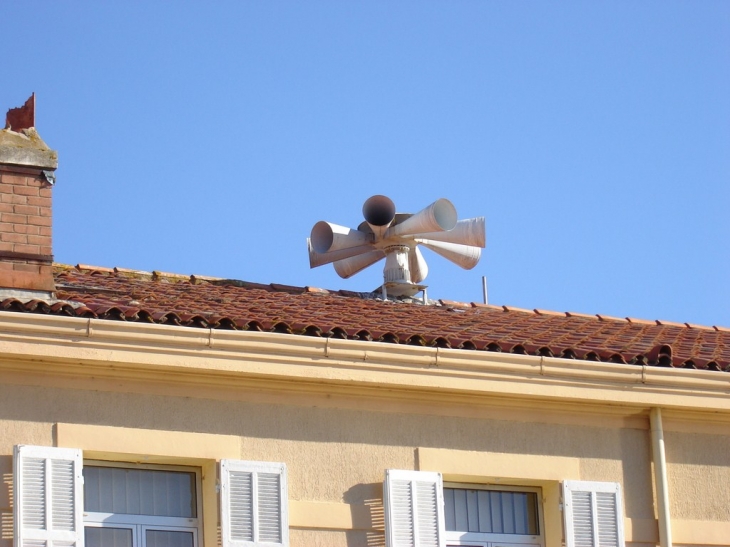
[{"xmin": 2, "ymin": 2, "xmax": 728, "ymax": 327}]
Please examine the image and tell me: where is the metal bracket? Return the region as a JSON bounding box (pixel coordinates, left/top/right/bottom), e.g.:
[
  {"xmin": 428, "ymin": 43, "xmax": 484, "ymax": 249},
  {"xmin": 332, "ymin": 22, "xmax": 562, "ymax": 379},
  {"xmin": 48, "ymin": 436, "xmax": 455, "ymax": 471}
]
[{"xmin": 42, "ymin": 170, "xmax": 56, "ymax": 185}]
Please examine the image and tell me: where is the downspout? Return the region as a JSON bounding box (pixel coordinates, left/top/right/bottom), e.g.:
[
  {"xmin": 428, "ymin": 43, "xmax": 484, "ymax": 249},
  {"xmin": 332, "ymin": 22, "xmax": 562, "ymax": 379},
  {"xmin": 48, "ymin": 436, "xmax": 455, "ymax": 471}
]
[{"xmin": 650, "ymin": 407, "xmax": 672, "ymax": 547}]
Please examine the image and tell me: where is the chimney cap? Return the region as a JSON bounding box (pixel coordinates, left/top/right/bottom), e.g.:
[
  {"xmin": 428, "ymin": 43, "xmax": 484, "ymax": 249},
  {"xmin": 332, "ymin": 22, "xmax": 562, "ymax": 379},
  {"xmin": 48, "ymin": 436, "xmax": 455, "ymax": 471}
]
[
  {"xmin": 0, "ymin": 94, "xmax": 57, "ymax": 170},
  {"xmin": 5, "ymin": 93, "xmax": 35, "ymax": 132}
]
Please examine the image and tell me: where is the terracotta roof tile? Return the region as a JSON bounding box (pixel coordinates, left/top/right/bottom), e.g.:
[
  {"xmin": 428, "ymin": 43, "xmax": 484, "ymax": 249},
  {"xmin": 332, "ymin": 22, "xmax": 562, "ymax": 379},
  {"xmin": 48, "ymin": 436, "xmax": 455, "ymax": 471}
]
[{"xmin": 2, "ymin": 264, "xmax": 729, "ymax": 371}]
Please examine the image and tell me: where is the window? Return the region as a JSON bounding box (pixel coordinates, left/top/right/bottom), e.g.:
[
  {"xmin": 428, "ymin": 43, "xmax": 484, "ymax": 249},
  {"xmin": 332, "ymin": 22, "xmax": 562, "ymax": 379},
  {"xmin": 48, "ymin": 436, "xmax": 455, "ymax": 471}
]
[
  {"xmin": 83, "ymin": 462, "xmax": 202, "ymax": 547},
  {"xmin": 443, "ymin": 484, "xmax": 543, "ymax": 547},
  {"xmin": 384, "ymin": 470, "xmax": 625, "ymax": 547},
  {"xmin": 14, "ymin": 445, "xmax": 290, "ymax": 547}
]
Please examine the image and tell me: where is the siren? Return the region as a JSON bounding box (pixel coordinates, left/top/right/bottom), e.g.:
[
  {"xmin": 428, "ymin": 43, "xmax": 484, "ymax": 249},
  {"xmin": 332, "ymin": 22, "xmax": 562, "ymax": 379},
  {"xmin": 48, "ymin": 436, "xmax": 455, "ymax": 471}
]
[{"xmin": 307, "ymin": 195, "xmax": 486, "ymax": 297}]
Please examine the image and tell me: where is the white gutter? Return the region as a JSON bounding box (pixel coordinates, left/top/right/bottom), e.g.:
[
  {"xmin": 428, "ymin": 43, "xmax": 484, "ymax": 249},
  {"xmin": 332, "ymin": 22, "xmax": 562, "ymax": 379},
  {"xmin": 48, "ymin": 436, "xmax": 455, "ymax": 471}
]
[{"xmin": 650, "ymin": 407, "xmax": 672, "ymax": 547}]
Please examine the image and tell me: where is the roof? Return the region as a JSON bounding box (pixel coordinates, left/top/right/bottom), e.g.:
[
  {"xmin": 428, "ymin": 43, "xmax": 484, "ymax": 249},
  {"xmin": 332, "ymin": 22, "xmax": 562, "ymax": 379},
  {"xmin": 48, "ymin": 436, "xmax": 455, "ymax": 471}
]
[{"xmin": 2, "ymin": 263, "xmax": 728, "ymax": 371}]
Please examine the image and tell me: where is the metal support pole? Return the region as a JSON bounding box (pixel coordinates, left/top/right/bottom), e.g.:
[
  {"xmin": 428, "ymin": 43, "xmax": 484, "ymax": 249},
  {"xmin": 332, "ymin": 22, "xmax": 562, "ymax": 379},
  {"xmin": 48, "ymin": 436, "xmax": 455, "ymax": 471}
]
[
  {"xmin": 482, "ymin": 276, "xmax": 488, "ymax": 305},
  {"xmin": 650, "ymin": 407, "xmax": 672, "ymax": 547}
]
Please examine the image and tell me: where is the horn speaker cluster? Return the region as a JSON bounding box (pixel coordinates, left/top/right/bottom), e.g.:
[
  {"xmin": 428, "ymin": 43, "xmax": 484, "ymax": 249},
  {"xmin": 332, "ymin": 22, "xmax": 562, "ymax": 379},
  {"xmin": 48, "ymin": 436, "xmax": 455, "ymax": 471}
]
[{"xmin": 308, "ymin": 195, "xmax": 485, "ymax": 297}]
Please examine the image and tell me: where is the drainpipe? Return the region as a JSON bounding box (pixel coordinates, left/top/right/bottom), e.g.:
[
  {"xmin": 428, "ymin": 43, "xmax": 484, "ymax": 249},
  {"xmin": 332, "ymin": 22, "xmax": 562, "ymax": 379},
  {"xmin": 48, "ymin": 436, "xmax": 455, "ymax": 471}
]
[{"xmin": 650, "ymin": 407, "xmax": 672, "ymax": 547}]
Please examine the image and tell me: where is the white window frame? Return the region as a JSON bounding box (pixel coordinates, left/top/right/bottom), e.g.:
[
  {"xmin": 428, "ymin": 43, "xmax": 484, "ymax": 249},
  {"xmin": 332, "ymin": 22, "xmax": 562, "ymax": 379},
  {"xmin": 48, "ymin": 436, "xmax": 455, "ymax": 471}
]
[
  {"xmin": 443, "ymin": 483, "xmax": 544, "ymax": 547},
  {"xmin": 82, "ymin": 460, "xmax": 203, "ymax": 547}
]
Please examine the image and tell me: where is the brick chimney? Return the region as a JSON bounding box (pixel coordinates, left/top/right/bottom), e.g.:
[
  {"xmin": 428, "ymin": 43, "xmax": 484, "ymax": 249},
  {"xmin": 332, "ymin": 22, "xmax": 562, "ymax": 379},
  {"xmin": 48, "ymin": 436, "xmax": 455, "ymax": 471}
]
[{"xmin": 0, "ymin": 94, "xmax": 57, "ymax": 294}]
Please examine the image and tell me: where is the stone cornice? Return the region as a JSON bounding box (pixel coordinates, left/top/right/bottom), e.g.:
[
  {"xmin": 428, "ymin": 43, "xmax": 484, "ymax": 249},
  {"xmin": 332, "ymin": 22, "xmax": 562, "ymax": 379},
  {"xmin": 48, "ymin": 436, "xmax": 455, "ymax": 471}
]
[{"xmin": 0, "ymin": 312, "xmax": 728, "ymax": 417}]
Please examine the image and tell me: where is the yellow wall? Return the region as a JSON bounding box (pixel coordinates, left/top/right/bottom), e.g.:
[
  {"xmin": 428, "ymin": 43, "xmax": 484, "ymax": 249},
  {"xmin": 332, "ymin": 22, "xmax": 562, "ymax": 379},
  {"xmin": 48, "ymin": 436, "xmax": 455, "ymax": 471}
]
[
  {"xmin": 0, "ymin": 381, "xmax": 728, "ymax": 547},
  {"xmin": 1, "ymin": 314, "xmax": 729, "ymax": 547}
]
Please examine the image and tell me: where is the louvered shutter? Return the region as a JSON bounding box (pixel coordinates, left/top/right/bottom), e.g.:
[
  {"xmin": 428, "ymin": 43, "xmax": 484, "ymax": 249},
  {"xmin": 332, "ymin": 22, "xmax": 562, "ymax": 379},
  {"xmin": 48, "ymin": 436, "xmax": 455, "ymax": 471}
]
[
  {"xmin": 14, "ymin": 445, "xmax": 84, "ymax": 547},
  {"xmin": 563, "ymin": 481, "xmax": 625, "ymax": 547},
  {"xmin": 384, "ymin": 469, "xmax": 445, "ymax": 547},
  {"xmin": 220, "ymin": 460, "xmax": 288, "ymax": 547}
]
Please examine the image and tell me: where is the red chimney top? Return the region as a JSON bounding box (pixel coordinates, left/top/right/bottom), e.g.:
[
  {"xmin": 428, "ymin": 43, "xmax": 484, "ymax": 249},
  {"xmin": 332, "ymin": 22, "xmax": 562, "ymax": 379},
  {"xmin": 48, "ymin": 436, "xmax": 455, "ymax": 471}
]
[{"xmin": 5, "ymin": 93, "xmax": 35, "ymax": 132}]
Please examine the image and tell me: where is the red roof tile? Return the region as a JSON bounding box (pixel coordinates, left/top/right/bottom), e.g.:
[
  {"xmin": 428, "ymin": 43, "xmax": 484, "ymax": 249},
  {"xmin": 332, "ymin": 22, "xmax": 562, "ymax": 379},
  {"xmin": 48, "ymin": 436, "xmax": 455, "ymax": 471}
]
[{"xmin": 1, "ymin": 264, "xmax": 729, "ymax": 371}]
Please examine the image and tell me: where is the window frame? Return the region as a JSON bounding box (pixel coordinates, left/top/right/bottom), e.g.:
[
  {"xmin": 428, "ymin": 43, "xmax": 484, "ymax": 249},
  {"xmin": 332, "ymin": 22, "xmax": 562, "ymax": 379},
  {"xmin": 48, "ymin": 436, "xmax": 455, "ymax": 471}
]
[
  {"xmin": 443, "ymin": 482, "xmax": 545, "ymax": 547},
  {"xmin": 82, "ymin": 460, "xmax": 203, "ymax": 547}
]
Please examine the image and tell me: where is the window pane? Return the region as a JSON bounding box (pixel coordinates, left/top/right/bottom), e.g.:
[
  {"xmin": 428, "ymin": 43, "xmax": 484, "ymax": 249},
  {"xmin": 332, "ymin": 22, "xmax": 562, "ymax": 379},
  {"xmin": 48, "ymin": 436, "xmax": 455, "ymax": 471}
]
[
  {"xmin": 466, "ymin": 489, "xmax": 479, "ymax": 532},
  {"xmin": 145, "ymin": 530, "xmax": 194, "ymax": 547},
  {"xmin": 444, "ymin": 487, "xmax": 539, "ymax": 535},
  {"xmin": 444, "ymin": 488, "xmax": 456, "ymax": 531},
  {"xmin": 477, "ymin": 490, "xmax": 492, "ymax": 532},
  {"xmin": 454, "ymin": 489, "xmax": 469, "ymax": 531},
  {"xmin": 490, "ymin": 491, "xmax": 503, "ymax": 533},
  {"xmin": 85, "ymin": 527, "xmax": 133, "ymax": 547},
  {"xmin": 84, "ymin": 467, "xmax": 196, "ymax": 518}
]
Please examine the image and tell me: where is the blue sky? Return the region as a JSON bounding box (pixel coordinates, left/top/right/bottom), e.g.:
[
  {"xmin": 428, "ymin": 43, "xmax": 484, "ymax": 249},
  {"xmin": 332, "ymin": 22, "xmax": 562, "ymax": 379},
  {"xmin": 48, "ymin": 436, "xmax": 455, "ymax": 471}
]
[{"xmin": 2, "ymin": 2, "xmax": 728, "ymax": 327}]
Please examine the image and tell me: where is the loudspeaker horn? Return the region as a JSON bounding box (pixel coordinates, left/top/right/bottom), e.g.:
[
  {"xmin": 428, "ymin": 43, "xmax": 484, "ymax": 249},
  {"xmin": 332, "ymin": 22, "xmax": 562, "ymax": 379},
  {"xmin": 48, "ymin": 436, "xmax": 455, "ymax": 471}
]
[
  {"xmin": 416, "ymin": 239, "xmax": 482, "ymax": 270},
  {"xmin": 415, "ymin": 217, "xmax": 486, "ymax": 248},
  {"xmin": 333, "ymin": 250, "xmax": 386, "ymax": 279},
  {"xmin": 310, "ymin": 221, "xmax": 372, "ymax": 254},
  {"xmin": 308, "ymin": 239, "xmax": 374, "ymax": 268},
  {"xmin": 386, "ymin": 198, "xmax": 457, "ymax": 237},
  {"xmin": 362, "ymin": 195, "xmax": 396, "ymax": 240},
  {"xmin": 409, "ymin": 246, "xmax": 428, "ymax": 284}
]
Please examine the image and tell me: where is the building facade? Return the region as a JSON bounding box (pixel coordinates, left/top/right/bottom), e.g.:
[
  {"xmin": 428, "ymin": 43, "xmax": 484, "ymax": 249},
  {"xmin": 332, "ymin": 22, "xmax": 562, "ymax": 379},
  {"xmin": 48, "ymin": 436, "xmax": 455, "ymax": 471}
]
[{"xmin": 1, "ymin": 99, "xmax": 729, "ymax": 547}]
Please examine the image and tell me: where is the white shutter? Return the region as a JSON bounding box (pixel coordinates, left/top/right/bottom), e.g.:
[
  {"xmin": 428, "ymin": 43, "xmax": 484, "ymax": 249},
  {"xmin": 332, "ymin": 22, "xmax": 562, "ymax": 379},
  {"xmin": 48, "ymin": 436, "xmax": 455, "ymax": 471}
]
[
  {"xmin": 384, "ymin": 469, "xmax": 445, "ymax": 547},
  {"xmin": 563, "ymin": 481, "xmax": 624, "ymax": 547},
  {"xmin": 220, "ymin": 460, "xmax": 288, "ymax": 547},
  {"xmin": 14, "ymin": 445, "xmax": 84, "ymax": 547}
]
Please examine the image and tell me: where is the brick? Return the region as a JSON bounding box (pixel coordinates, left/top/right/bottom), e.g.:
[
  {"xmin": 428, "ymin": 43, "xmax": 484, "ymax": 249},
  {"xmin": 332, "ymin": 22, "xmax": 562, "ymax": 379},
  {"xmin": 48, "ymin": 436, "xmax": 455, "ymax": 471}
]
[
  {"xmin": 1, "ymin": 232, "xmax": 28, "ymax": 244},
  {"xmin": 14, "ymin": 205, "xmax": 39, "ymax": 216},
  {"xmin": 3, "ymin": 175, "xmax": 27, "ymax": 186},
  {"xmin": 0, "ymin": 223, "xmax": 13, "ymax": 233},
  {"xmin": 0, "ymin": 262, "xmax": 13, "ymax": 271},
  {"xmin": 13, "ymin": 186, "xmax": 39, "ymax": 196},
  {"xmin": 26, "ymin": 196, "xmax": 51, "ymax": 207},
  {"xmin": 28, "ymin": 235, "xmax": 49, "ymax": 245},
  {"xmin": 39, "ymin": 188, "xmax": 52, "ymax": 198},
  {"xmin": 1, "ymin": 213, "xmax": 27, "ymax": 224},
  {"xmin": 39, "ymin": 265, "xmax": 53, "ymax": 276},
  {"xmin": 12, "ymin": 262, "xmax": 41, "ymax": 273},
  {"xmin": 1, "ymin": 172, "xmax": 27, "ymax": 181},
  {"xmin": 14, "ymin": 224, "xmax": 40, "ymax": 235},
  {"xmin": 27, "ymin": 215, "xmax": 51, "ymax": 227},
  {"xmin": 40, "ymin": 245, "xmax": 52, "ymax": 255},
  {"xmin": 0, "ymin": 203, "xmax": 12, "ymax": 213},
  {"xmin": 13, "ymin": 244, "xmax": 40, "ymax": 255},
  {"xmin": 0, "ymin": 242, "xmax": 13, "ymax": 252},
  {"xmin": 1, "ymin": 193, "xmax": 27, "ymax": 204},
  {"xmin": 39, "ymin": 227, "xmax": 51, "ymax": 237}
]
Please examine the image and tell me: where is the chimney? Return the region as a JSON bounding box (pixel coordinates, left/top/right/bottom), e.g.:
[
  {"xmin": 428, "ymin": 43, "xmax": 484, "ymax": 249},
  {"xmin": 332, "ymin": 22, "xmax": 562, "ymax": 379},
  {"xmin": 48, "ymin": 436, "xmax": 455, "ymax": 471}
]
[{"xmin": 0, "ymin": 94, "xmax": 57, "ymax": 295}]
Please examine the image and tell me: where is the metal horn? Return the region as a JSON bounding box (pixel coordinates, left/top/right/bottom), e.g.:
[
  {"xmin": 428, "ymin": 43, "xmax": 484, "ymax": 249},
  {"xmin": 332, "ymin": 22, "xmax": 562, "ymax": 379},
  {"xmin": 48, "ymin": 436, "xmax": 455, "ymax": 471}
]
[
  {"xmin": 310, "ymin": 221, "xmax": 372, "ymax": 254},
  {"xmin": 408, "ymin": 246, "xmax": 428, "ymax": 284},
  {"xmin": 308, "ymin": 239, "xmax": 374, "ymax": 268},
  {"xmin": 362, "ymin": 195, "xmax": 396, "ymax": 240},
  {"xmin": 386, "ymin": 198, "xmax": 457, "ymax": 237},
  {"xmin": 333, "ymin": 250, "xmax": 386, "ymax": 279},
  {"xmin": 416, "ymin": 239, "xmax": 482, "ymax": 270},
  {"xmin": 415, "ymin": 217, "xmax": 485, "ymax": 248}
]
